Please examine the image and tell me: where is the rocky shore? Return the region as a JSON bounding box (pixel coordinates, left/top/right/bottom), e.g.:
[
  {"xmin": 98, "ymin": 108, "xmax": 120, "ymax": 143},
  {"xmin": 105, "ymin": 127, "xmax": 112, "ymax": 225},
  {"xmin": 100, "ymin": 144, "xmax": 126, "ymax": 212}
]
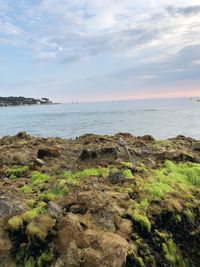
[{"xmin": 0, "ymin": 132, "xmax": 200, "ymax": 267}]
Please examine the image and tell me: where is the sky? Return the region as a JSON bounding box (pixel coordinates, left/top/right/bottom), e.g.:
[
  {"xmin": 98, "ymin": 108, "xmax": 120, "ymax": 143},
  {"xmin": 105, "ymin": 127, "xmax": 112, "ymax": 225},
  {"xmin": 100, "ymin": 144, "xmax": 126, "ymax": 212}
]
[{"xmin": 0, "ymin": 0, "xmax": 200, "ymax": 102}]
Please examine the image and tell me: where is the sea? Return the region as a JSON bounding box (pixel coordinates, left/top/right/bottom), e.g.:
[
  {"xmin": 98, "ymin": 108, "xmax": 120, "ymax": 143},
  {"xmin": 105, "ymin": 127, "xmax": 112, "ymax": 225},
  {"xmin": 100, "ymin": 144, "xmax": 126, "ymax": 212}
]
[{"xmin": 0, "ymin": 98, "xmax": 199, "ymax": 140}]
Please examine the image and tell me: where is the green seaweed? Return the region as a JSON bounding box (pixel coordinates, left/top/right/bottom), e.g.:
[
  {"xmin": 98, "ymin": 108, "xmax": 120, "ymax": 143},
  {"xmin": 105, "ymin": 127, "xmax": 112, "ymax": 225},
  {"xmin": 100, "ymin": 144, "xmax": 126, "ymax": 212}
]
[
  {"xmin": 143, "ymin": 160, "xmax": 200, "ymax": 201},
  {"xmin": 121, "ymin": 161, "xmax": 133, "ymax": 168},
  {"xmin": 152, "ymin": 140, "xmax": 172, "ymax": 149},
  {"xmin": 139, "ymin": 199, "xmax": 150, "ymax": 210},
  {"xmin": 162, "ymin": 239, "xmax": 187, "ymax": 267},
  {"xmin": 132, "ymin": 212, "xmax": 151, "ymax": 232},
  {"xmin": 31, "ymin": 171, "xmax": 52, "ymax": 185},
  {"xmin": 8, "ymin": 216, "xmax": 23, "ymax": 231},
  {"xmin": 5, "ymin": 165, "xmax": 29, "ymax": 178},
  {"xmin": 38, "ymin": 250, "xmax": 55, "ymax": 267},
  {"xmin": 21, "ymin": 185, "xmax": 33, "ymax": 194},
  {"xmin": 22, "ymin": 207, "xmax": 44, "ymax": 221},
  {"xmin": 123, "ymin": 169, "xmax": 134, "ymax": 179}
]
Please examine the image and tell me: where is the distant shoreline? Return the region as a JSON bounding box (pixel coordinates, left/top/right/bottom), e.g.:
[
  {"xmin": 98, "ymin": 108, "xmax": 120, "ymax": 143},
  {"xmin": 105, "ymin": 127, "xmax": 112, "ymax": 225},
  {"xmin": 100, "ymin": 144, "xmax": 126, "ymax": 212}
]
[
  {"xmin": 0, "ymin": 96, "xmax": 57, "ymax": 107},
  {"xmin": 0, "ymin": 102, "xmax": 61, "ymax": 108}
]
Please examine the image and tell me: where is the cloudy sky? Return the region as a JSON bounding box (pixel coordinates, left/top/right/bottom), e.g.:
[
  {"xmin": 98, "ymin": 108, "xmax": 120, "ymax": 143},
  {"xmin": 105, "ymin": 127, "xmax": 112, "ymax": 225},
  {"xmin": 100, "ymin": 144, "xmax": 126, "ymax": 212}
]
[{"xmin": 0, "ymin": 0, "xmax": 200, "ymax": 102}]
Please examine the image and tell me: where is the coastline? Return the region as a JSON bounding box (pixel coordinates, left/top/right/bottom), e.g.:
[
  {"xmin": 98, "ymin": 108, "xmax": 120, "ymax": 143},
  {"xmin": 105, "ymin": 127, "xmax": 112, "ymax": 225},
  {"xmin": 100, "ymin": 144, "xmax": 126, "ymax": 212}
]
[
  {"xmin": 0, "ymin": 102, "xmax": 61, "ymax": 108},
  {"xmin": 0, "ymin": 132, "xmax": 200, "ymax": 266}
]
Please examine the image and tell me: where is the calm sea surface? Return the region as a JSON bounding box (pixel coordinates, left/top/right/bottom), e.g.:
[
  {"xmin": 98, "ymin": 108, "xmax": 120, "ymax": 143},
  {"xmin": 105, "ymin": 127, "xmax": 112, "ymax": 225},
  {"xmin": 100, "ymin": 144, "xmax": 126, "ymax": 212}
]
[{"xmin": 0, "ymin": 98, "xmax": 199, "ymax": 139}]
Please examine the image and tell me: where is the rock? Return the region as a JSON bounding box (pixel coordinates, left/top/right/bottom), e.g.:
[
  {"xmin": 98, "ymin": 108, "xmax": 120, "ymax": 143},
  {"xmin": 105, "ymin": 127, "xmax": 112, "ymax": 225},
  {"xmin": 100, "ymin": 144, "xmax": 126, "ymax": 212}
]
[
  {"xmin": 37, "ymin": 147, "xmax": 60, "ymax": 159},
  {"xmin": 91, "ymin": 210, "xmax": 115, "ymax": 232},
  {"xmin": 0, "ymin": 194, "xmax": 28, "ymax": 219},
  {"xmin": 16, "ymin": 131, "xmax": 29, "ymax": 139},
  {"xmin": 79, "ymin": 149, "xmax": 98, "ymax": 161},
  {"xmin": 53, "ymin": 242, "xmax": 82, "ymax": 267},
  {"xmin": 1, "ymin": 151, "xmax": 30, "ymax": 166},
  {"xmin": 117, "ymin": 219, "xmax": 132, "ymax": 239},
  {"xmin": 0, "ymin": 254, "xmax": 16, "ymax": 267},
  {"xmin": 0, "ymin": 219, "xmax": 16, "ymax": 267},
  {"xmin": 48, "ymin": 202, "xmax": 62, "ymax": 219},
  {"xmin": 99, "ymin": 147, "xmax": 118, "ymax": 158},
  {"xmin": 84, "ymin": 229, "xmax": 129, "ymax": 267},
  {"xmin": 56, "ymin": 214, "xmax": 90, "ymax": 253},
  {"xmin": 77, "ymin": 191, "xmax": 109, "ymax": 212},
  {"xmin": 107, "ymin": 172, "xmax": 125, "ymax": 184},
  {"xmin": 79, "ymin": 147, "xmax": 118, "ymax": 161},
  {"xmin": 192, "ymin": 142, "xmax": 200, "ymax": 151},
  {"xmin": 139, "ymin": 135, "xmax": 155, "ymax": 142}
]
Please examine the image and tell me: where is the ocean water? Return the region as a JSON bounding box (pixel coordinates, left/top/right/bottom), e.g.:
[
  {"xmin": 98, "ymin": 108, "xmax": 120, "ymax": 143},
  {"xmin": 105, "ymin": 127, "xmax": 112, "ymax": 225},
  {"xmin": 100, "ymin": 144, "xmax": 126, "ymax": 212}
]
[{"xmin": 0, "ymin": 98, "xmax": 199, "ymax": 139}]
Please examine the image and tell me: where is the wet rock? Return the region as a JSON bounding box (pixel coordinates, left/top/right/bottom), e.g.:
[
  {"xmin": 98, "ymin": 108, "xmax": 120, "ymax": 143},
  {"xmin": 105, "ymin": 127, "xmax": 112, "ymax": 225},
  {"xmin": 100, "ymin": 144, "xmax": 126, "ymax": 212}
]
[
  {"xmin": 107, "ymin": 172, "xmax": 125, "ymax": 184},
  {"xmin": 37, "ymin": 147, "xmax": 60, "ymax": 159},
  {"xmin": 0, "ymin": 194, "xmax": 28, "ymax": 219}
]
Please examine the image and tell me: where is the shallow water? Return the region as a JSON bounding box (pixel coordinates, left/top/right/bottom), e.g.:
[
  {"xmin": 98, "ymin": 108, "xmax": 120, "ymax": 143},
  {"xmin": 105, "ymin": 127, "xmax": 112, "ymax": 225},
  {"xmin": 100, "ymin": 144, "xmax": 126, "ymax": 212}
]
[{"xmin": 0, "ymin": 98, "xmax": 199, "ymax": 139}]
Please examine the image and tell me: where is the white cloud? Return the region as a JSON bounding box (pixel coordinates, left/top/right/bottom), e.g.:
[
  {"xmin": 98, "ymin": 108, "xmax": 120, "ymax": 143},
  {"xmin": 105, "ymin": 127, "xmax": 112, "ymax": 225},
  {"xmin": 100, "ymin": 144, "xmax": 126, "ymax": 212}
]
[
  {"xmin": 0, "ymin": 0, "xmax": 200, "ymax": 95},
  {"xmin": 0, "ymin": 1, "xmax": 199, "ymax": 62}
]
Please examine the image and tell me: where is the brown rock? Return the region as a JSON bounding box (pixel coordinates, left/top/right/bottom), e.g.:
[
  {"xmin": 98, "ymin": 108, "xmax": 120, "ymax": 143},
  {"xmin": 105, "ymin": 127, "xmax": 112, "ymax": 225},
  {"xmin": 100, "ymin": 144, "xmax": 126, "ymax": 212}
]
[
  {"xmin": 0, "ymin": 194, "xmax": 28, "ymax": 219},
  {"xmin": 77, "ymin": 191, "xmax": 109, "ymax": 212},
  {"xmin": 56, "ymin": 214, "xmax": 90, "ymax": 253},
  {"xmin": 84, "ymin": 229, "xmax": 129, "ymax": 267},
  {"xmin": 117, "ymin": 219, "xmax": 132, "ymax": 239},
  {"xmin": 0, "ymin": 220, "xmax": 16, "ymax": 267},
  {"xmin": 37, "ymin": 147, "xmax": 61, "ymax": 159}
]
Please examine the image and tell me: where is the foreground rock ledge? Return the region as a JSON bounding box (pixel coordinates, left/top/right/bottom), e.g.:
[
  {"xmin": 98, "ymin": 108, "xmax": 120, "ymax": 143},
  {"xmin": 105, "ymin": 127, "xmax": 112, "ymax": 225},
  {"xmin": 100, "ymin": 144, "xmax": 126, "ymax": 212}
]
[{"xmin": 0, "ymin": 132, "xmax": 200, "ymax": 267}]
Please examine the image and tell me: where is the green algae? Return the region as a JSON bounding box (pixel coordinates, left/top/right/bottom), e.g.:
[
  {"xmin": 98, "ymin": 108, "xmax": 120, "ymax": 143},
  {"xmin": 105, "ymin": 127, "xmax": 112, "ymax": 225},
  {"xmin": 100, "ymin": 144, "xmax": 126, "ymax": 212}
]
[
  {"xmin": 139, "ymin": 199, "xmax": 150, "ymax": 210},
  {"xmin": 26, "ymin": 199, "xmax": 36, "ymax": 208},
  {"xmin": 119, "ymin": 187, "xmax": 133, "ymax": 194},
  {"xmin": 160, "ymin": 160, "xmax": 200, "ymax": 187},
  {"xmin": 132, "ymin": 212, "xmax": 151, "ymax": 232},
  {"xmin": 60, "ymin": 168, "xmax": 101, "ymax": 180},
  {"xmin": 21, "ymin": 185, "xmax": 33, "ymax": 194},
  {"xmin": 142, "ymin": 160, "xmax": 200, "ymax": 202},
  {"xmin": 183, "ymin": 208, "xmax": 195, "ymax": 223},
  {"xmin": 123, "ymin": 169, "xmax": 134, "ymax": 179},
  {"xmin": 24, "ymin": 257, "xmax": 35, "ymax": 267},
  {"xmin": 38, "ymin": 250, "xmax": 55, "ymax": 267},
  {"xmin": 152, "ymin": 140, "xmax": 172, "ymax": 149},
  {"xmin": 8, "ymin": 216, "xmax": 23, "ymax": 231},
  {"xmin": 31, "ymin": 171, "xmax": 52, "ymax": 185},
  {"xmin": 162, "ymin": 239, "xmax": 187, "ymax": 267},
  {"xmin": 127, "ymin": 202, "xmax": 151, "ymax": 233},
  {"xmin": 5, "ymin": 165, "xmax": 29, "ymax": 178},
  {"xmin": 146, "ymin": 181, "xmax": 174, "ymax": 200},
  {"xmin": 22, "ymin": 207, "xmax": 44, "ymax": 222},
  {"xmin": 38, "ymin": 192, "xmax": 56, "ymax": 202},
  {"xmin": 120, "ymin": 161, "xmax": 133, "ymax": 168}
]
